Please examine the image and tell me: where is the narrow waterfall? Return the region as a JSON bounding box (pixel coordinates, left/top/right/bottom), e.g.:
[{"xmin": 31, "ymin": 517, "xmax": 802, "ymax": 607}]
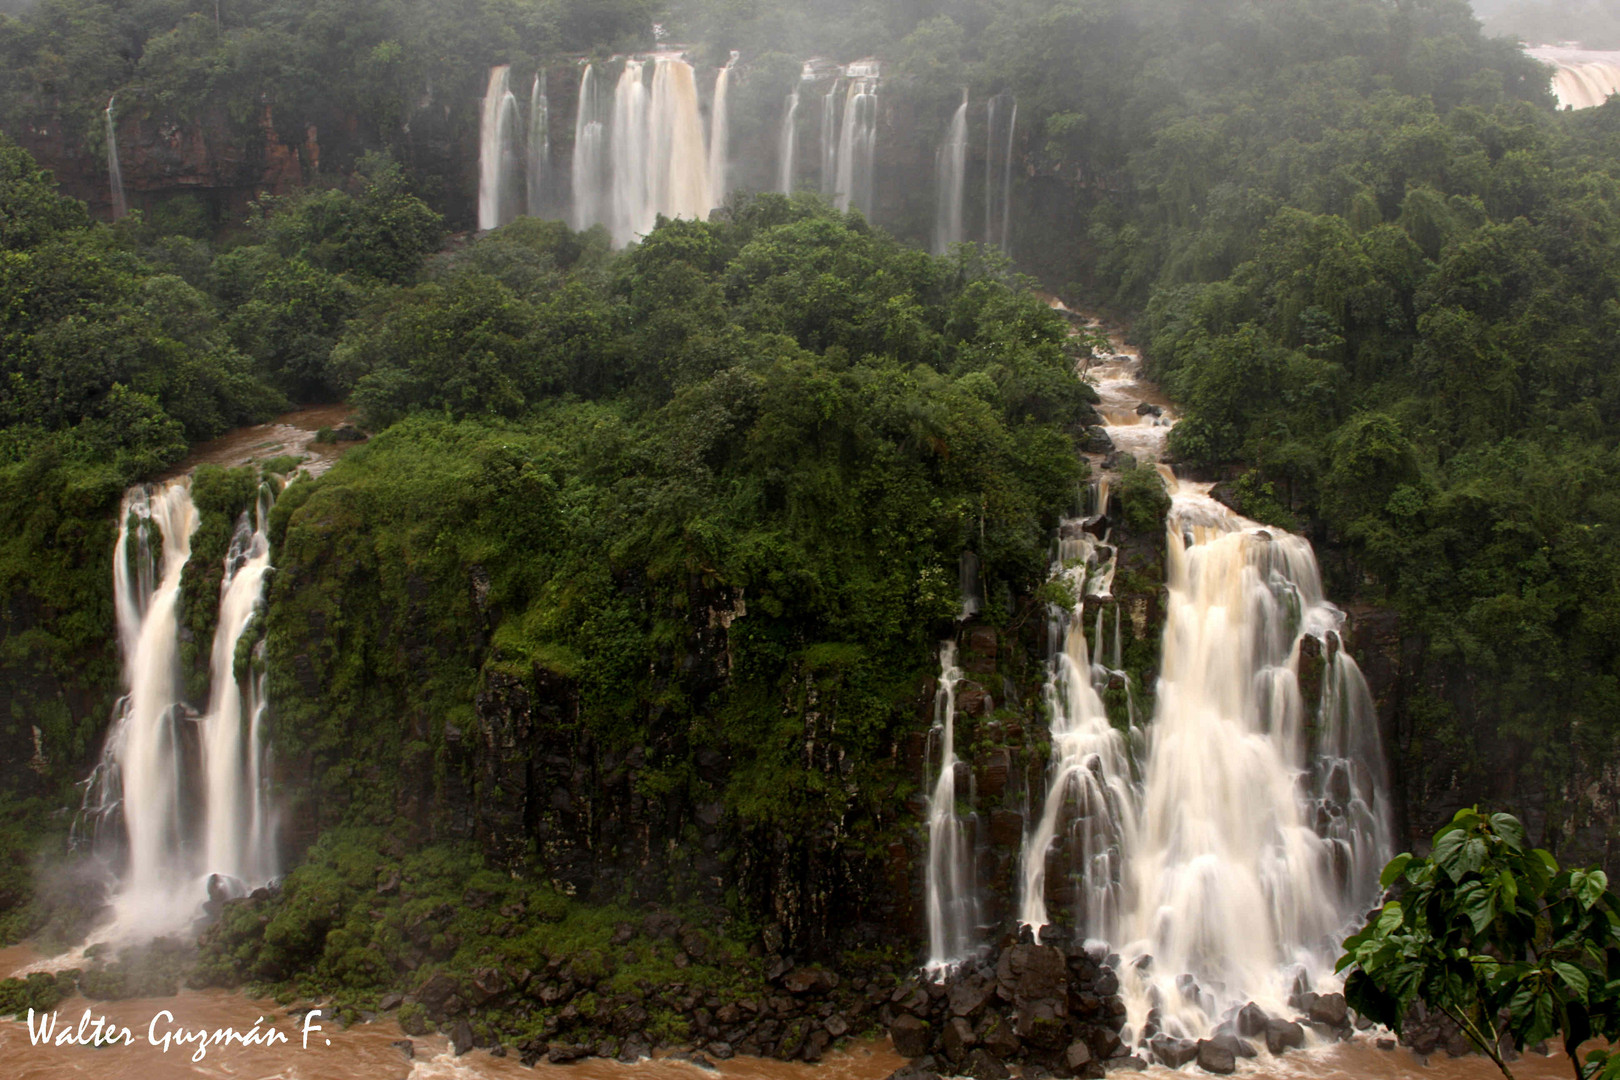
[
  {"xmin": 924, "ymin": 643, "xmax": 979, "ymax": 974},
  {"xmin": 478, "ymin": 64, "xmax": 518, "ymax": 230},
  {"xmin": 819, "ymin": 82, "xmax": 839, "ymax": 196},
  {"xmin": 105, "ymin": 95, "xmax": 126, "ymax": 220},
  {"xmin": 571, "ymin": 64, "xmax": 606, "ymax": 231},
  {"xmin": 526, "ymin": 71, "xmax": 549, "ymax": 217},
  {"xmin": 609, "ymin": 60, "xmax": 650, "ymax": 245},
  {"xmin": 832, "ymin": 67, "xmax": 878, "ymax": 215},
  {"xmin": 707, "ymin": 53, "xmax": 736, "ymax": 208},
  {"xmin": 1015, "ymin": 535, "xmax": 1135, "ymax": 941},
  {"xmin": 984, "ymin": 94, "xmax": 1017, "ymax": 253},
  {"xmin": 776, "ymin": 91, "xmax": 799, "ymax": 194},
  {"xmin": 78, "ymin": 478, "xmax": 282, "ymax": 939},
  {"xmin": 999, "ymin": 100, "xmax": 1017, "ymax": 255},
  {"xmin": 932, "ymin": 91, "xmax": 969, "ymax": 254}
]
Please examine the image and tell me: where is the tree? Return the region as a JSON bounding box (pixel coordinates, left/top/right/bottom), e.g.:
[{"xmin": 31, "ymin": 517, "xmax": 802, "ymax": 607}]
[{"xmin": 1338, "ymin": 808, "xmax": 1620, "ymax": 1080}]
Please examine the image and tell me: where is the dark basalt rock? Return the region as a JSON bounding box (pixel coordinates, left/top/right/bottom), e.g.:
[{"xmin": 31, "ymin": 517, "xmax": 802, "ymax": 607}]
[
  {"xmin": 963, "ymin": 1048, "xmax": 1012, "ymax": 1079},
  {"xmin": 1264, "ymin": 1018, "xmax": 1306, "ymax": 1055},
  {"xmin": 890, "ymin": 1013, "xmax": 931, "ymax": 1058},
  {"xmin": 1195, "ymin": 1038, "xmax": 1236, "ymax": 1074},
  {"xmin": 1149, "ymin": 1034, "xmax": 1198, "ymax": 1068}
]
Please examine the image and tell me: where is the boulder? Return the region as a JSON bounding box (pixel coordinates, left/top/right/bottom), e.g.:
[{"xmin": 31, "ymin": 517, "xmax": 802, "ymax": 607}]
[
  {"xmin": 1205, "ymin": 1032, "xmax": 1255, "ymax": 1059},
  {"xmin": 1135, "ymin": 402, "xmax": 1163, "ymax": 417},
  {"xmin": 1083, "ymin": 426, "xmax": 1115, "ymax": 454},
  {"xmin": 1308, "ymin": 992, "xmax": 1349, "ymax": 1028},
  {"xmin": 1195, "ymin": 1039, "xmax": 1236, "ymax": 1074},
  {"xmin": 1149, "ymin": 1034, "xmax": 1198, "ymax": 1068},
  {"xmin": 890, "ymin": 1014, "xmax": 931, "ymax": 1058},
  {"xmin": 1265, "ymin": 1019, "xmax": 1306, "ymax": 1055},
  {"xmin": 448, "ymin": 1020, "xmax": 474, "ymax": 1057},
  {"xmin": 1236, "ymin": 1002, "xmax": 1268, "ymax": 1037},
  {"xmin": 949, "ymin": 976, "xmax": 996, "ymax": 1018},
  {"xmin": 1105, "ymin": 1057, "xmax": 1148, "ymax": 1072},
  {"xmin": 963, "ymin": 1048, "xmax": 1012, "ymax": 1080},
  {"xmin": 1065, "ymin": 1039, "xmax": 1095, "ymax": 1071},
  {"xmin": 782, "ymin": 966, "xmax": 838, "ymax": 996},
  {"xmin": 943, "ymin": 1016, "xmax": 977, "ymax": 1063},
  {"xmin": 547, "ymin": 1043, "xmax": 591, "ymax": 1064},
  {"xmin": 390, "ymin": 1039, "xmax": 414, "ymax": 1060},
  {"xmin": 980, "ymin": 1014, "xmax": 1022, "ymax": 1058}
]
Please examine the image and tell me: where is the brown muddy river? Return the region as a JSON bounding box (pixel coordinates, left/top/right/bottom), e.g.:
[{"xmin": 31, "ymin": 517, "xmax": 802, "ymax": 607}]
[{"xmin": 0, "ymin": 937, "xmax": 1587, "ymax": 1080}]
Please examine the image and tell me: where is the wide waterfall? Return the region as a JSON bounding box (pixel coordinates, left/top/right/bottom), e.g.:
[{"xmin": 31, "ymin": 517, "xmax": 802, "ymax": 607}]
[
  {"xmin": 526, "ymin": 71, "xmax": 549, "ymax": 217},
  {"xmin": 574, "ymin": 55, "xmax": 716, "ymax": 247},
  {"xmin": 78, "ymin": 479, "xmax": 280, "ymax": 939},
  {"xmin": 1527, "ymin": 46, "xmax": 1620, "ymax": 109},
  {"xmin": 924, "ymin": 643, "xmax": 980, "ymax": 974},
  {"xmin": 932, "ymin": 91, "xmax": 968, "ymax": 254},
  {"xmin": 105, "ymin": 95, "xmax": 126, "ymax": 220},
  {"xmin": 985, "ymin": 94, "xmax": 1017, "ymax": 253},
  {"xmin": 478, "ymin": 64, "xmax": 518, "ymax": 230},
  {"xmin": 571, "ymin": 64, "xmax": 606, "ymax": 231},
  {"xmin": 832, "ymin": 64, "xmax": 879, "ymax": 215},
  {"xmin": 777, "ymin": 90, "xmax": 799, "ymax": 194},
  {"xmin": 707, "ymin": 53, "xmax": 736, "ymax": 207}
]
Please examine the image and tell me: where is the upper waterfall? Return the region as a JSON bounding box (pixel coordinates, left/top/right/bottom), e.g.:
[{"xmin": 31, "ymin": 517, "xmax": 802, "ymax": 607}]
[
  {"xmin": 707, "ymin": 53, "xmax": 736, "ymax": 207},
  {"xmin": 1527, "ymin": 45, "xmax": 1620, "ymax": 108},
  {"xmin": 933, "ymin": 91, "xmax": 968, "ymax": 254},
  {"xmin": 527, "ymin": 71, "xmax": 550, "ymax": 217},
  {"xmin": 104, "ymin": 95, "xmax": 127, "ymax": 221},
  {"xmin": 478, "ymin": 64, "xmax": 519, "ymax": 230}
]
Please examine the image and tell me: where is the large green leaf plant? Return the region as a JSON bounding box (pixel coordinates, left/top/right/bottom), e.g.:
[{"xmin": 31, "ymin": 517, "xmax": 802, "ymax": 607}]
[{"xmin": 1338, "ymin": 809, "xmax": 1620, "ymax": 1080}]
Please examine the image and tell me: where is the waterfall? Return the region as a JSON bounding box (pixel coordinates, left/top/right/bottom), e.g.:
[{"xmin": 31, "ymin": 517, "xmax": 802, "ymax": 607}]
[
  {"xmin": 105, "ymin": 95, "xmax": 126, "ymax": 221},
  {"xmin": 832, "ymin": 67, "xmax": 878, "ymax": 215},
  {"xmin": 609, "ymin": 61, "xmax": 650, "ymax": 245},
  {"xmin": 1526, "ymin": 46, "xmax": 1620, "ymax": 109},
  {"xmin": 527, "ymin": 71, "xmax": 549, "ymax": 217},
  {"xmin": 478, "ymin": 65, "xmax": 518, "ymax": 230},
  {"xmin": 1016, "ymin": 544, "xmax": 1136, "ymax": 942},
  {"xmin": 78, "ymin": 478, "xmax": 282, "ymax": 940},
  {"xmin": 571, "ymin": 64, "xmax": 606, "ymax": 232},
  {"xmin": 1107, "ymin": 497, "xmax": 1392, "ymax": 1040},
  {"xmin": 647, "ymin": 57, "xmax": 711, "ymax": 233},
  {"xmin": 707, "ymin": 53, "xmax": 736, "ymax": 209},
  {"xmin": 819, "ymin": 82, "xmax": 839, "ymax": 196},
  {"xmin": 777, "ymin": 91, "xmax": 800, "ymax": 194},
  {"xmin": 1000, "ymin": 100, "xmax": 1017, "ymax": 255},
  {"xmin": 924, "ymin": 643, "xmax": 980, "ymax": 974},
  {"xmin": 933, "ymin": 91, "xmax": 969, "ymax": 254},
  {"xmin": 984, "ymin": 94, "xmax": 1017, "ymax": 253}
]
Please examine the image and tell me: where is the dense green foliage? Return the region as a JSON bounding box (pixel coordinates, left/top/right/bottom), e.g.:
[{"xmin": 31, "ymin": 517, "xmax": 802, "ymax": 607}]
[
  {"xmin": 266, "ymin": 194, "xmax": 1089, "ymax": 839},
  {"xmin": 1340, "ymin": 809, "xmax": 1620, "ymax": 1079}
]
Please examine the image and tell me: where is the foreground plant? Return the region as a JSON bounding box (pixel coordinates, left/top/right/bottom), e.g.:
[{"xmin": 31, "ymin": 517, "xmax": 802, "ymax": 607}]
[{"xmin": 1337, "ymin": 808, "xmax": 1620, "ymax": 1080}]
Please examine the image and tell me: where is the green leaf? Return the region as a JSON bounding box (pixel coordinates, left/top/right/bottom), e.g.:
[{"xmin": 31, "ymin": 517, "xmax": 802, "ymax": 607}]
[
  {"xmin": 1577, "ymin": 870, "xmax": 1609, "ymax": 912},
  {"xmin": 1433, "ymin": 829, "xmax": 1469, "ymax": 881},
  {"xmin": 1461, "ymin": 884, "xmax": 1496, "ymax": 935},
  {"xmin": 1380, "ymin": 853, "xmax": 1413, "ymax": 889},
  {"xmin": 1376, "ymin": 901, "xmax": 1404, "ymax": 935},
  {"xmin": 1498, "ymin": 869, "xmax": 1519, "ymax": 914},
  {"xmin": 1551, "ymin": 960, "xmax": 1590, "ymax": 999},
  {"xmin": 1490, "ymin": 813, "xmax": 1527, "ymax": 851}
]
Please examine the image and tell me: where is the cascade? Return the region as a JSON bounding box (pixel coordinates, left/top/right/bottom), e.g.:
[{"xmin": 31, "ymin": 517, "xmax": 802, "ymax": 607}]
[
  {"xmin": 609, "ymin": 60, "xmax": 650, "ymax": 245},
  {"xmin": 1527, "ymin": 46, "xmax": 1620, "ymax": 109},
  {"xmin": 932, "ymin": 91, "xmax": 969, "ymax": 254},
  {"xmin": 571, "ymin": 64, "xmax": 606, "ymax": 231},
  {"xmin": 105, "ymin": 95, "xmax": 126, "ymax": 220},
  {"xmin": 527, "ymin": 71, "xmax": 550, "ymax": 217},
  {"xmin": 478, "ymin": 65, "xmax": 518, "ymax": 230},
  {"xmin": 983, "ymin": 93, "xmax": 1018, "ymax": 252},
  {"xmin": 78, "ymin": 478, "xmax": 282, "ymax": 939},
  {"xmin": 924, "ymin": 643, "xmax": 980, "ymax": 974},
  {"xmin": 819, "ymin": 81, "xmax": 839, "ymax": 196},
  {"xmin": 647, "ymin": 57, "xmax": 711, "ymax": 231},
  {"xmin": 1000, "ymin": 100, "xmax": 1017, "ymax": 255},
  {"xmin": 832, "ymin": 66, "xmax": 878, "ymax": 215},
  {"xmin": 1011, "ymin": 309, "xmax": 1391, "ymax": 1043},
  {"xmin": 707, "ymin": 53, "xmax": 737, "ymax": 208},
  {"xmin": 777, "ymin": 90, "xmax": 799, "ymax": 194}
]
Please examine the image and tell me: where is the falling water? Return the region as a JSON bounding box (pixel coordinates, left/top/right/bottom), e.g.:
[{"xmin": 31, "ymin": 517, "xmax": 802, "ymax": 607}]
[
  {"xmin": 478, "ymin": 65, "xmax": 518, "ymax": 230},
  {"xmin": 777, "ymin": 91, "xmax": 800, "ymax": 194},
  {"xmin": 105, "ymin": 95, "xmax": 126, "ymax": 221},
  {"xmin": 526, "ymin": 71, "xmax": 550, "ymax": 217},
  {"xmin": 832, "ymin": 68, "xmax": 878, "ymax": 215},
  {"xmin": 609, "ymin": 61, "xmax": 650, "ymax": 244},
  {"xmin": 1108, "ymin": 491, "xmax": 1392, "ymax": 1041},
  {"xmin": 707, "ymin": 53, "xmax": 737, "ymax": 208},
  {"xmin": 1016, "ymin": 539, "xmax": 1136, "ymax": 942},
  {"xmin": 820, "ymin": 82, "xmax": 839, "ymax": 196},
  {"xmin": 648, "ymin": 58, "xmax": 711, "ymax": 230},
  {"xmin": 571, "ymin": 64, "xmax": 606, "ymax": 231},
  {"xmin": 924, "ymin": 643, "xmax": 980, "ymax": 974},
  {"xmin": 1526, "ymin": 46, "xmax": 1620, "ymax": 109},
  {"xmin": 999, "ymin": 100, "xmax": 1017, "ymax": 255},
  {"xmin": 984, "ymin": 96, "xmax": 999, "ymax": 250},
  {"xmin": 983, "ymin": 94, "xmax": 1018, "ymax": 253},
  {"xmin": 933, "ymin": 91, "xmax": 969, "ymax": 254},
  {"xmin": 78, "ymin": 479, "xmax": 281, "ymax": 939}
]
